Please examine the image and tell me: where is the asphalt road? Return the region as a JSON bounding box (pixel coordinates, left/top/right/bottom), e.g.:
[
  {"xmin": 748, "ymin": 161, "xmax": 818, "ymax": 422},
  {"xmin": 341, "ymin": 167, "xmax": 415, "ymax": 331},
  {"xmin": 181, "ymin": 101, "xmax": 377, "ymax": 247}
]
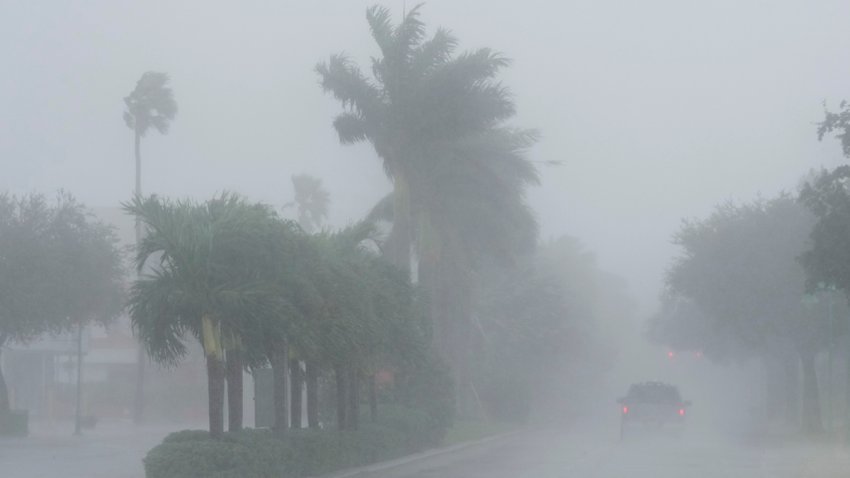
[
  {"xmin": 3, "ymin": 420, "xmax": 850, "ymax": 478},
  {"xmin": 362, "ymin": 428, "xmax": 850, "ymax": 478},
  {"xmin": 0, "ymin": 420, "xmax": 184, "ymax": 478}
]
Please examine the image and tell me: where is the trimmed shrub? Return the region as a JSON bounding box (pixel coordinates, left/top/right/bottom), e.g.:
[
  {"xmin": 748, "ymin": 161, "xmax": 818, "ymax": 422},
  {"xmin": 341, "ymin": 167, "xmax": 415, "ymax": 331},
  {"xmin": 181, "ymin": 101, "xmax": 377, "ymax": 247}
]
[
  {"xmin": 144, "ymin": 438, "xmax": 262, "ymax": 478},
  {"xmin": 145, "ymin": 404, "xmax": 449, "ymax": 478}
]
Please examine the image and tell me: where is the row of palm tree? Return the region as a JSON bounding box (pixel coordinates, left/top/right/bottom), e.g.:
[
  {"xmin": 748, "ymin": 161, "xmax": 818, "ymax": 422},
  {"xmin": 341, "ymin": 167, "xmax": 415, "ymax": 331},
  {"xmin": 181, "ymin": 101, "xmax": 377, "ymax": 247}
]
[
  {"xmin": 122, "ymin": 4, "xmax": 542, "ymax": 423},
  {"xmin": 125, "ymin": 193, "xmax": 427, "ymax": 437}
]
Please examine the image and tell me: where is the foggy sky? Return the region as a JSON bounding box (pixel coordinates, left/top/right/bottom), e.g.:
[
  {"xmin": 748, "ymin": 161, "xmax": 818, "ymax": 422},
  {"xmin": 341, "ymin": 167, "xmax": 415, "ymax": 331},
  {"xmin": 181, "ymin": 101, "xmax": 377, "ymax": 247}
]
[{"xmin": 2, "ymin": 0, "xmax": 849, "ymax": 315}]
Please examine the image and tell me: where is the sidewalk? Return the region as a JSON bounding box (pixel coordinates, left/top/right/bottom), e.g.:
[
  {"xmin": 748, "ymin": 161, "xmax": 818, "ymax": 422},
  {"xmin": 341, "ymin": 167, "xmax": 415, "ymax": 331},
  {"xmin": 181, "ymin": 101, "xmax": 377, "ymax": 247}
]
[{"xmin": 0, "ymin": 419, "xmax": 195, "ymax": 478}]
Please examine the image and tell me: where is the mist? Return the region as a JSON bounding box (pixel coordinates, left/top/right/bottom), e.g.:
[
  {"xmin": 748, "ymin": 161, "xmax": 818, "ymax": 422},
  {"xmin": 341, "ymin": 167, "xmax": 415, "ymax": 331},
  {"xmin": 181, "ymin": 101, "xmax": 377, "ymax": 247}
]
[{"xmin": 2, "ymin": 1, "xmax": 850, "ymax": 477}]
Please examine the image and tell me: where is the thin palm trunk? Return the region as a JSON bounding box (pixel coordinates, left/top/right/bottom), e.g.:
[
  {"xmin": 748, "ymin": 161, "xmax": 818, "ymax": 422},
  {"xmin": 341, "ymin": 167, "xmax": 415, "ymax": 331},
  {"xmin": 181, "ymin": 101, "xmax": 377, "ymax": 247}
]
[
  {"xmin": 206, "ymin": 355, "xmax": 225, "ymax": 438},
  {"xmin": 335, "ymin": 366, "xmax": 347, "ymax": 430},
  {"xmin": 388, "ymin": 176, "xmax": 412, "ymax": 274},
  {"xmin": 271, "ymin": 345, "xmax": 289, "ymax": 432},
  {"xmin": 290, "ymin": 360, "xmax": 303, "ymax": 428},
  {"xmin": 132, "ymin": 129, "xmax": 146, "ymax": 425},
  {"xmin": 74, "ymin": 323, "xmax": 84, "ymax": 435},
  {"xmin": 226, "ymin": 348, "xmax": 243, "ymax": 432},
  {"xmin": 369, "ymin": 373, "xmax": 378, "ymax": 423},
  {"xmin": 783, "ymin": 354, "xmax": 800, "ymax": 426},
  {"xmin": 0, "ymin": 336, "xmax": 10, "ymax": 415},
  {"xmin": 306, "ymin": 361, "xmax": 319, "ymax": 429},
  {"xmin": 801, "ymin": 350, "xmax": 824, "ymax": 434},
  {"xmin": 347, "ymin": 365, "xmax": 359, "ymax": 431}
]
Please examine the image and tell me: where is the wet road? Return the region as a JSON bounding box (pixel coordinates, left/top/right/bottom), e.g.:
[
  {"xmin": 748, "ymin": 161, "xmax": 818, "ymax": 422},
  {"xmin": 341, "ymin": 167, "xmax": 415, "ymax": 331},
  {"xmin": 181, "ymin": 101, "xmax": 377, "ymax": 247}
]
[
  {"xmin": 3, "ymin": 420, "xmax": 850, "ymax": 478},
  {"xmin": 0, "ymin": 420, "xmax": 183, "ymax": 478},
  {"xmin": 365, "ymin": 429, "xmax": 850, "ymax": 478}
]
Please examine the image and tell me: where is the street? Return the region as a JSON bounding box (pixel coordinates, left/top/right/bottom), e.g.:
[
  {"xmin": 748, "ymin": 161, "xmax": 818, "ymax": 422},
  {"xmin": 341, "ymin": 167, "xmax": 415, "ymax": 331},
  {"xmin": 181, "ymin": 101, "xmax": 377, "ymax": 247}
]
[
  {"xmin": 0, "ymin": 420, "xmax": 188, "ymax": 478},
  {"xmin": 3, "ymin": 419, "xmax": 850, "ymax": 478},
  {"xmin": 362, "ymin": 428, "xmax": 850, "ymax": 478}
]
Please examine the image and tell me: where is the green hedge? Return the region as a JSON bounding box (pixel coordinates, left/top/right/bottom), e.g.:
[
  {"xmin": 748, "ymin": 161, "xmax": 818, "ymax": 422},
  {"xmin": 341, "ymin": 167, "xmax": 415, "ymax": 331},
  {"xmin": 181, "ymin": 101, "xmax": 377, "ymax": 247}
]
[{"xmin": 145, "ymin": 406, "xmax": 449, "ymax": 478}]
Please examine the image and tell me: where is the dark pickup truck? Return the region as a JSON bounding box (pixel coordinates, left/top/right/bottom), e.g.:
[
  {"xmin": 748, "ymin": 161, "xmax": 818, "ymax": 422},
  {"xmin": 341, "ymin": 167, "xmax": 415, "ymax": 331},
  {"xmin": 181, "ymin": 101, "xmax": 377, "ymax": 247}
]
[{"xmin": 618, "ymin": 381, "xmax": 691, "ymax": 439}]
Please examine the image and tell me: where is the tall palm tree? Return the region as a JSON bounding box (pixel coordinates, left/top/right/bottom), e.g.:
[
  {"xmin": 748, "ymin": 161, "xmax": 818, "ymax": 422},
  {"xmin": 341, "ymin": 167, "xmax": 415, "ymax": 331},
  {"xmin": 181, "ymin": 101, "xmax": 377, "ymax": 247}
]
[
  {"xmin": 125, "ymin": 194, "xmax": 277, "ymax": 437},
  {"xmin": 317, "ymin": 5, "xmax": 538, "ymax": 412},
  {"xmin": 316, "ymin": 5, "xmax": 518, "ymax": 272},
  {"xmin": 123, "ymin": 71, "xmax": 177, "ymax": 423}
]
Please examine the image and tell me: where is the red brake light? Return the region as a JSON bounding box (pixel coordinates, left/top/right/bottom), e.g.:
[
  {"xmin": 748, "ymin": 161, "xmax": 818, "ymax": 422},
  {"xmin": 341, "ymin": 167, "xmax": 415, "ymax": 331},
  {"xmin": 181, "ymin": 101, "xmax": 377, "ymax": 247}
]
[
  {"xmin": 678, "ymin": 408, "xmax": 685, "ymax": 416},
  {"xmin": 667, "ymin": 351, "xmax": 675, "ymax": 359},
  {"xmin": 622, "ymin": 406, "xmax": 629, "ymax": 414}
]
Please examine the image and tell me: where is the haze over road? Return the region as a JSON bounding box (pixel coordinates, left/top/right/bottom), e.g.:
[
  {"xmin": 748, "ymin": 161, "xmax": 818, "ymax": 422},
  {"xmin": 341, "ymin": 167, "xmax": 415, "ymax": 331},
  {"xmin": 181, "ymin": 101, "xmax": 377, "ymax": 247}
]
[{"xmin": 366, "ymin": 428, "xmax": 850, "ymax": 478}]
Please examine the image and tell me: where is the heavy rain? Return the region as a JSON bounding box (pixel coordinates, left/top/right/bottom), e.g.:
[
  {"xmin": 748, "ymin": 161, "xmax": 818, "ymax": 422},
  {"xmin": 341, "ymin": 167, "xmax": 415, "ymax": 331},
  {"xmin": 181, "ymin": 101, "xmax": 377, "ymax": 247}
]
[{"xmin": 2, "ymin": 1, "xmax": 850, "ymax": 477}]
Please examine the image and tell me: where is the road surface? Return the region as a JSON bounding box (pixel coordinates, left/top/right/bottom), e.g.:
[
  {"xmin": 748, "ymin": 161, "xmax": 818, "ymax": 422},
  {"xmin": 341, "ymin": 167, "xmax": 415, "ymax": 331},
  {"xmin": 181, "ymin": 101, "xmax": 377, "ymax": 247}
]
[
  {"xmin": 2, "ymin": 420, "xmax": 850, "ymax": 477},
  {"xmin": 361, "ymin": 428, "xmax": 850, "ymax": 478}
]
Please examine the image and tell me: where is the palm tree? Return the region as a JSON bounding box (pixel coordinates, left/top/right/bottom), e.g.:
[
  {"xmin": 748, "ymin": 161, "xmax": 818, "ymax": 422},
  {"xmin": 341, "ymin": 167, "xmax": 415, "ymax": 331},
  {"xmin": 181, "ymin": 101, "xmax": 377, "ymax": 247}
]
[
  {"xmin": 316, "ymin": 5, "xmax": 518, "ymax": 272},
  {"xmin": 317, "ymin": 5, "xmax": 538, "ymax": 412},
  {"xmin": 123, "ymin": 71, "xmax": 177, "ymax": 423},
  {"xmin": 285, "ymin": 174, "xmax": 330, "ymax": 234},
  {"xmin": 125, "ymin": 194, "xmax": 277, "ymax": 437},
  {"xmin": 283, "ymin": 174, "xmax": 330, "ymax": 427}
]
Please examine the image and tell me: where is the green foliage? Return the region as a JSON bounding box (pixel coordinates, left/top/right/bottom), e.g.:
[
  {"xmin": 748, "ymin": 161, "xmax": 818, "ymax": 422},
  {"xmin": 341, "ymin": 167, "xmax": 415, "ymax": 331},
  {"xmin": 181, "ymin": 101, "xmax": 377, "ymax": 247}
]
[
  {"xmin": 124, "ymin": 71, "xmax": 178, "ymax": 137},
  {"xmin": 145, "ymin": 436, "xmax": 267, "ymax": 478},
  {"xmin": 817, "ymin": 100, "xmax": 850, "ymax": 157},
  {"xmin": 0, "ymin": 410, "xmax": 28, "ymax": 437},
  {"xmin": 0, "ymin": 192, "xmax": 125, "ymax": 344},
  {"xmin": 800, "ymin": 166, "xmax": 850, "ymax": 297},
  {"xmin": 655, "ymin": 192, "xmax": 846, "ymax": 399},
  {"xmin": 145, "ymin": 406, "xmax": 446, "ymax": 478},
  {"xmin": 392, "ymin": 354, "xmax": 455, "ymax": 442}
]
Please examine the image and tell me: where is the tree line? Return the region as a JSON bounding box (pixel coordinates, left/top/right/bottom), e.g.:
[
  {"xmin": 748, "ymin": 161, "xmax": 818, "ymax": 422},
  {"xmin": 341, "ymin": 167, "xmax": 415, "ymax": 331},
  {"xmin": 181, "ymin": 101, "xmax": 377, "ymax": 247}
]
[{"xmin": 650, "ymin": 100, "xmax": 850, "ymax": 435}]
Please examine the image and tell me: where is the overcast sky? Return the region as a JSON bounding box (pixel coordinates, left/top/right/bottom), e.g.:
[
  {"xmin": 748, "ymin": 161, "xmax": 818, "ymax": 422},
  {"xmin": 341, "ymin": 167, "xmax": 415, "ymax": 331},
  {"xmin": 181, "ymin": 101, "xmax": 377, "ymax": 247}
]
[{"xmin": 2, "ymin": 0, "xmax": 849, "ymax": 315}]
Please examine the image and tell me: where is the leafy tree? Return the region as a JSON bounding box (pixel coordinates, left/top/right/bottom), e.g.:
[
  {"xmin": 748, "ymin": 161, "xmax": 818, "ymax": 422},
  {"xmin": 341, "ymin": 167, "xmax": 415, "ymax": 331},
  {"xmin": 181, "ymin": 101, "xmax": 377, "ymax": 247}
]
[
  {"xmin": 317, "ymin": 4, "xmax": 538, "ymax": 412},
  {"xmin": 123, "ymin": 71, "xmax": 178, "ymax": 423},
  {"xmin": 0, "ymin": 192, "xmax": 125, "ymax": 415},
  {"xmin": 664, "ymin": 195, "xmax": 829, "ymax": 433},
  {"xmin": 818, "ymin": 100, "xmax": 850, "ymax": 157},
  {"xmin": 126, "ymin": 194, "xmax": 280, "ymax": 437}
]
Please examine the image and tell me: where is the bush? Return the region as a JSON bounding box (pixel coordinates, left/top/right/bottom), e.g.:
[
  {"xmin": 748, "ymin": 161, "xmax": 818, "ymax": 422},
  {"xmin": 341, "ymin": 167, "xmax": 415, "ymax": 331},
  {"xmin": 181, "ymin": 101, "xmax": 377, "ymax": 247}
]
[
  {"xmin": 144, "ymin": 438, "xmax": 263, "ymax": 478},
  {"xmin": 145, "ymin": 404, "xmax": 449, "ymax": 478},
  {"xmin": 0, "ymin": 410, "xmax": 28, "ymax": 437}
]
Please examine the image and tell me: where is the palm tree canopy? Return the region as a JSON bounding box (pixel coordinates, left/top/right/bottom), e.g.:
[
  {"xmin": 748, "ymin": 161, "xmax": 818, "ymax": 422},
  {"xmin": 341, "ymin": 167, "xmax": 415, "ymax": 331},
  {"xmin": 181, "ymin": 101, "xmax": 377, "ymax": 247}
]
[
  {"xmin": 124, "ymin": 193, "xmax": 286, "ymax": 365},
  {"xmin": 317, "ymin": 5, "xmax": 539, "ymax": 268},
  {"xmin": 316, "ymin": 5, "xmax": 517, "ymax": 178},
  {"xmin": 286, "ymin": 174, "xmax": 330, "ymax": 233},
  {"xmin": 123, "ymin": 71, "xmax": 178, "ymax": 137}
]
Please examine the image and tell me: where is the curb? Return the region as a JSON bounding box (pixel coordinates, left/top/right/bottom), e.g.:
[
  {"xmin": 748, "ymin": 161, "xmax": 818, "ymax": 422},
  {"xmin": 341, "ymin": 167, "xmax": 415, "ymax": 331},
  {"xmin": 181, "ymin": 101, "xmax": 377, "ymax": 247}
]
[{"xmin": 321, "ymin": 430, "xmax": 522, "ymax": 478}]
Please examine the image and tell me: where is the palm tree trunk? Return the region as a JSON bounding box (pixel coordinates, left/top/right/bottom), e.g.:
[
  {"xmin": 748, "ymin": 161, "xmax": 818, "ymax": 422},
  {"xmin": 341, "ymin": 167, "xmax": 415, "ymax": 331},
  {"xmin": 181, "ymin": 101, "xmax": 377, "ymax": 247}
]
[
  {"xmin": 335, "ymin": 366, "xmax": 347, "ymax": 430},
  {"xmin": 74, "ymin": 323, "xmax": 84, "ymax": 436},
  {"xmin": 347, "ymin": 365, "xmax": 359, "ymax": 431},
  {"xmin": 306, "ymin": 361, "xmax": 319, "ymax": 429},
  {"xmin": 369, "ymin": 373, "xmax": 378, "ymax": 423},
  {"xmin": 388, "ymin": 176, "xmax": 412, "ymax": 274},
  {"xmin": 271, "ymin": 346, "xmax": 289, "ymax": 433},
  {"xmin": 132, "ymin": 129, "xmax": 146, "ymax": 425},
  {"xmin": 0, "ymin": 335, "xmax": 10, "ymax": 415},
  {"xmin": 800, "ymin": 350, "xmax": 824, "ymax": 434},
  {"xmin": 783, "ymin": 354, "xmax": 799, "ymax": 427},
  {"xmin": 206, "ymin": 355, "xmax": 225, "ymax": 438},
  {"xmin": 290, "ymin": 360, "xmax": 303, "ymax": 428},
  {"xmin": 226, "ymin": 349, "xmax": 243, "ymax": 432}
]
